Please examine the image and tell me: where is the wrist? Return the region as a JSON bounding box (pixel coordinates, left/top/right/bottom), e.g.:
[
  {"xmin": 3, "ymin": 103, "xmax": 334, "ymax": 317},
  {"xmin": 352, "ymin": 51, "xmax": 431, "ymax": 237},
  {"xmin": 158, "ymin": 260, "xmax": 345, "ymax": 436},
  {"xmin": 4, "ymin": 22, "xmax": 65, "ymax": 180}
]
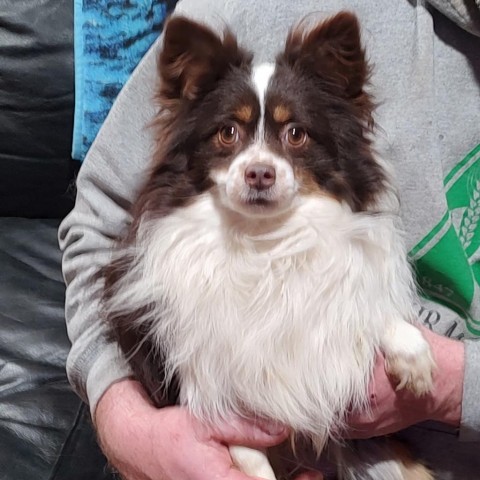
[
  {"xmin": 424, "ymin": 329, "xmax": 464, "ymax": 426},
  {"xmin": 94, "ymin": 378, "xmax": 155, "ymax": 425},
  {"xmin": 94, "ymin": 379, "xmax": 158, "ymax": 460}
]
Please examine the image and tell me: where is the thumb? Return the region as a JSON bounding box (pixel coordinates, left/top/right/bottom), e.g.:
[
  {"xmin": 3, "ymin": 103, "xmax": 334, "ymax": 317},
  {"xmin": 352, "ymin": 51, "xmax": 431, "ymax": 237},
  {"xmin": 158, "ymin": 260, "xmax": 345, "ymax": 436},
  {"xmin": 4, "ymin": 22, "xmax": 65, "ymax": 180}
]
[{"xmin": 208, "ymin": 416, "xmax": 288, "ymax": 448}]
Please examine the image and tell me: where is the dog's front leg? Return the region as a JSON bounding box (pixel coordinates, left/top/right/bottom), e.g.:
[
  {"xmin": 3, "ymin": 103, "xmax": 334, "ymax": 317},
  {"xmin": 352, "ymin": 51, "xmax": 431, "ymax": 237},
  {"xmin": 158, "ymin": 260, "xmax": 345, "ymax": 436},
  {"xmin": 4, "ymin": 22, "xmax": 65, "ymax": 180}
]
[
  {"xmin": 230, "ymin": 445, "xmax": 277, "ymax": 480},
  {"xmin": 381, "ymin": 320, "xmax": 435, "ymax": 396}
]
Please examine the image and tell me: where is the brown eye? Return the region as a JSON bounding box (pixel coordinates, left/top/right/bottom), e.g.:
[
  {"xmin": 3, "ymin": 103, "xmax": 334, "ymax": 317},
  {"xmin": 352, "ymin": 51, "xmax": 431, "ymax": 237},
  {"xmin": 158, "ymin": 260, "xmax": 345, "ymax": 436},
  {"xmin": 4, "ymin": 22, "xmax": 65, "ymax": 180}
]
[
  {"xmin": 219, "ymin": 125, "xmax": 239, "ymax": 145},
  {"xmin": 286, "ymin": 126, "xmax": 307, "ymax": 147}
]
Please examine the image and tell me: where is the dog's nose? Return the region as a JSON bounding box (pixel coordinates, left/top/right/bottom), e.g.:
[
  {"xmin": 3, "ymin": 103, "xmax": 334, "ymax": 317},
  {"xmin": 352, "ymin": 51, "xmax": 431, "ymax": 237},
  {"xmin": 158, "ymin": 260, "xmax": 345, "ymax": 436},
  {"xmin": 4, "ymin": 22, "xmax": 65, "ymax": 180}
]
[{"xmin": 244, "ymin": 164, "xmax": 276, "ymax": 190}]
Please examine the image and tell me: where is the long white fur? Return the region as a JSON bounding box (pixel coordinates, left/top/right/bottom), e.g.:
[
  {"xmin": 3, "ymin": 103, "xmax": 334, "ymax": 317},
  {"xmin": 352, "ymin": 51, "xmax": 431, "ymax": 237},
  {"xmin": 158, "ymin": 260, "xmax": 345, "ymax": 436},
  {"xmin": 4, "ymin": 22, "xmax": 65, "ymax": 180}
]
[{"xmin": 106, "ymin": 188, "xmax": 420, "ymax": 450}]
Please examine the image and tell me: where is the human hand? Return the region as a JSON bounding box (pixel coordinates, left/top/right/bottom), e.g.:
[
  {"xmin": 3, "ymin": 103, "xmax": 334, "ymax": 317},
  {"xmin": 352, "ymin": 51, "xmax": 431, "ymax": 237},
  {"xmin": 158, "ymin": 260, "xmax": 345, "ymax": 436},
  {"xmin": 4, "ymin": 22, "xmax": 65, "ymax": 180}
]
[
  {"xmin": 95, "ymin": 379, "xmax": 323, "ymax": 480},
  {"xmin": 347, "ymin": 327, "xmax": 464, "ymax": 439}
]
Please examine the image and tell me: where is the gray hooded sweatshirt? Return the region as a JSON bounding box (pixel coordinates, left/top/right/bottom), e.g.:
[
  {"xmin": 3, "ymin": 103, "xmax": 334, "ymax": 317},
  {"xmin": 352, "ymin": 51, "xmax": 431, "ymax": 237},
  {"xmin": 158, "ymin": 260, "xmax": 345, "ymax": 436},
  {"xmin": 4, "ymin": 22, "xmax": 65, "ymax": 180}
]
[{"xmin": 59, "ymin": 0, "xmax": 480, "ymax": 478}]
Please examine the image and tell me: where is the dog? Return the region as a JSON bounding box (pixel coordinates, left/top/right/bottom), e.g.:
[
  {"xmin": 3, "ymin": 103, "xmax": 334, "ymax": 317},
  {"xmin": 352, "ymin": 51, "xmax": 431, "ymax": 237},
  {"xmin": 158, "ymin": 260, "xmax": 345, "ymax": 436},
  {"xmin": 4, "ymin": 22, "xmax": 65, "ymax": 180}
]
[{"xmin": 101, "ymin": 11, "xmax": 436, "ymax": 480}]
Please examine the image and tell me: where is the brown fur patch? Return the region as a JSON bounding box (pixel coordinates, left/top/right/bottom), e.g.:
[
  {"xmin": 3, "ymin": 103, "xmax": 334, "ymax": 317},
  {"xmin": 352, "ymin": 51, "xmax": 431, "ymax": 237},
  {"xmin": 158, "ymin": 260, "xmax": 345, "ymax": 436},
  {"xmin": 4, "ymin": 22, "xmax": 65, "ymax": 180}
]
[
  {"xmin": 273, "ymin": 104, "xmax": 291, "ymax": 123},
  {"xmin": 157, "ymin": 16, "xmax": 252, "ymax": 109},
  {"xmin": 296, "ymin": 169, "xmax": 322, "ymax": 195},
  {"xmin": 389, "ymin": 439, "xmax": 435, "ymax": 480},
  {"xmin": 297, "ymin": 168, "xmax": 340, "ymax": 203},
  {"xmin": 284, "ymin": 11, "xmax": 374, "ymax": 127},
  {"xmin": 234, "ymin": 104, "xmax": 254, "ymax": 123}
]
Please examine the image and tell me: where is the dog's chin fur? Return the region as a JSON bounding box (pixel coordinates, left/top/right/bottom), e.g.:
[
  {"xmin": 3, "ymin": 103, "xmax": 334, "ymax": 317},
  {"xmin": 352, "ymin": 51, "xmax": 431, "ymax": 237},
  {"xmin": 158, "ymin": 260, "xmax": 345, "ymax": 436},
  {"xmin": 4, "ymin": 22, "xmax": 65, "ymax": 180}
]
[{"xmin": 102, "ymin": 11, "xmax": 435, "ymax": 480}]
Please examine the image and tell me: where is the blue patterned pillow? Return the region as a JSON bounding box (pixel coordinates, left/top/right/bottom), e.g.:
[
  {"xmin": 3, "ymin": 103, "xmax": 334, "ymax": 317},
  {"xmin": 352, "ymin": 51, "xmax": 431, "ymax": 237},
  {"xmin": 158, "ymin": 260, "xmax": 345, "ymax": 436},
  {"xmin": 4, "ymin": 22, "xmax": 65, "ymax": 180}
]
[{"xmin": 73, "ymin": 0, "xmax": 177, "ymax": 161}]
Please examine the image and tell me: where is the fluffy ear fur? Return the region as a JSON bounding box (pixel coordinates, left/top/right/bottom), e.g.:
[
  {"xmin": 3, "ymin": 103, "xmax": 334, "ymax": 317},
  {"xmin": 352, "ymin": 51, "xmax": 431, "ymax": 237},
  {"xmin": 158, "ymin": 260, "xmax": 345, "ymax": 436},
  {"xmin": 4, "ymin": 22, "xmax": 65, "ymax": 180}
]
[
  {"xmin": 158, "ymin": 16, "xmax": 250, "ymax": 107},
  {"xmin": 284, "ymin": 12, "xmax": 369, "ymax": 100}
]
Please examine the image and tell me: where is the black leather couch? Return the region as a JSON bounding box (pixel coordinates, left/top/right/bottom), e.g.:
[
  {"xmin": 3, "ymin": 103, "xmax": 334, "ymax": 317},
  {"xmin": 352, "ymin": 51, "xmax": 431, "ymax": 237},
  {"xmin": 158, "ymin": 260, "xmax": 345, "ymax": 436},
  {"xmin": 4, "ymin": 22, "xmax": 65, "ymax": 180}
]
[{"xmin": 0, "ymin": 2, "xmax": 113, "ymax": 478}]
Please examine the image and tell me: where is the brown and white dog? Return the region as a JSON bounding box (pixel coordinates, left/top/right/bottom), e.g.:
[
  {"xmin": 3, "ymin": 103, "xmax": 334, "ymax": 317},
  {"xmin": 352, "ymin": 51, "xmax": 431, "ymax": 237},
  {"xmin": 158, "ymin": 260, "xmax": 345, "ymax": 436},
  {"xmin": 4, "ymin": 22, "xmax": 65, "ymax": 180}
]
[{"xmin": 102, "ymin": 12, "xmax": 436, "ymax": 480}]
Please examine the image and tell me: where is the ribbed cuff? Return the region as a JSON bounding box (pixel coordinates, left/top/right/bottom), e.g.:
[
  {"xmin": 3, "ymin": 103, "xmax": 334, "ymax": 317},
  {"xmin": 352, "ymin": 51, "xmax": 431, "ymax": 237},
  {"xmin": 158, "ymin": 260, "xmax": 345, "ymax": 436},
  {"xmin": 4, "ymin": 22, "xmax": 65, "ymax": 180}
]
[
  {"xmin": 459, "ymin": 339, "xmax": 480, "ymax": 441},
  {"xmin": 85, "ymin": 342, "xmax": 133, "ymax": 418}
]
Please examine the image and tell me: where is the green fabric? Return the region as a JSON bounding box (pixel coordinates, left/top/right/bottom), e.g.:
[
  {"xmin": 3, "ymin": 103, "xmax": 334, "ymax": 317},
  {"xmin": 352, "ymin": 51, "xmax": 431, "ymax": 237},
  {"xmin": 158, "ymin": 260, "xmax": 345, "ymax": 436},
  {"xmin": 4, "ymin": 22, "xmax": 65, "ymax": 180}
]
[{"xmin": 411, "ymin": 144, "xmax": 480, "ymax": 335}]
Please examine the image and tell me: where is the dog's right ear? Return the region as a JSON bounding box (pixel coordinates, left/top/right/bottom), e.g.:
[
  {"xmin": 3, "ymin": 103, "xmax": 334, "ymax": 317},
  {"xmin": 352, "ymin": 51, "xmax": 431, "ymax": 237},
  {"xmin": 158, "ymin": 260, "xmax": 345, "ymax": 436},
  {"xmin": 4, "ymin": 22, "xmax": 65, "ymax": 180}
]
[
  {"xmin": 284, "ymin": 12, "xmax": 369, "ymax": 99},
  {"xmin": 158, "ymin": 16, "xmax": 248, "ymax": 107}
]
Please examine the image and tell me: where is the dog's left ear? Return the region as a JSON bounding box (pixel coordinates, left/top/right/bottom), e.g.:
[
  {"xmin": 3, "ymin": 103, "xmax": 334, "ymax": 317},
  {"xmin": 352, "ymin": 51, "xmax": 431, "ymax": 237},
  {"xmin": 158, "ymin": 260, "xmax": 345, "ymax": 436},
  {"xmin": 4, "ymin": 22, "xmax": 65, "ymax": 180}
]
[
  {"xmin": 284, "ymin": 12, "xmax": 369, "ymax": 99},
  {"xmin": 158, "ymin": 16, "xmax": 249, "ymax": 107}
]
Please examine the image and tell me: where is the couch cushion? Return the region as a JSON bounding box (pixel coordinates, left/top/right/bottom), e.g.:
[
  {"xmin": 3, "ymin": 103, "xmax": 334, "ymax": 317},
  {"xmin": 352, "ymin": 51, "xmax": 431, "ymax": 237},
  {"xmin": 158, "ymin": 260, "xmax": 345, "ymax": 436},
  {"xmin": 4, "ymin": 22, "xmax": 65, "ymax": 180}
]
[
  {"xmin": 0, "ymin": 218, "xmax": 112, "ymax": 479},
  {"xmin": 0, "ymin": 0, "xmax": 78, "ymax": 218}
]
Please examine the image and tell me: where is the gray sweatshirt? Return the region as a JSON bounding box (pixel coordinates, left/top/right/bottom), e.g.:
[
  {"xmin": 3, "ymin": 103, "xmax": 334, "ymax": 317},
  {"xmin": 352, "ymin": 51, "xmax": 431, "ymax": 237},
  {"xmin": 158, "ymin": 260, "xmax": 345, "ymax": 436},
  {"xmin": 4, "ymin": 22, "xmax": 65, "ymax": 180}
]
[{"xmin": 59, "ymin": 0, "xmax": 480, "ymax": 478}]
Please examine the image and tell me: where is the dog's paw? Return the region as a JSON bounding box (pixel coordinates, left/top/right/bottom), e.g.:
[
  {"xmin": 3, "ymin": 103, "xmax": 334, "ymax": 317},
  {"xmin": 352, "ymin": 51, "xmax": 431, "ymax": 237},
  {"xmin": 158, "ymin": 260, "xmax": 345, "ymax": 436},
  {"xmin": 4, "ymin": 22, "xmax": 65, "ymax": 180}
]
[
  {"xmin": 229, "ymin": 446, "xmax": 277, "ymax": 480},
  {"xmin": 382, "ymin": 323, "xmax": 435, "ymax": 397},
  {"xmin": 385, "ymin": 345, "xmax": 435, "ymax": 396}
]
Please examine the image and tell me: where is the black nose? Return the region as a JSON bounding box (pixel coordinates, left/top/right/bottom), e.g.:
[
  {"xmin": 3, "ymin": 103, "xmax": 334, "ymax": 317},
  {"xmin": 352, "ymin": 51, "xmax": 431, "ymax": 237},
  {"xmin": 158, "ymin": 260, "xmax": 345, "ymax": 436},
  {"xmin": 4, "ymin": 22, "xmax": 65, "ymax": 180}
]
[{"xmin": 244, "ymin": 164, "xmax": 276, "ymax": 190}]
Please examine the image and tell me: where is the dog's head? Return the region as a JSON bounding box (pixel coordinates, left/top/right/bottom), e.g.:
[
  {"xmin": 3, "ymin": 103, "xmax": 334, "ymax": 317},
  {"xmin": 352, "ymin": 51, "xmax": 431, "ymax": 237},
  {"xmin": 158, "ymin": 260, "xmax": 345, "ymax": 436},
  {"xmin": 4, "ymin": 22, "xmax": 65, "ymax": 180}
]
[{"xmin": 148, "ymin": 12, "xmax": 385, "ymax": 222}]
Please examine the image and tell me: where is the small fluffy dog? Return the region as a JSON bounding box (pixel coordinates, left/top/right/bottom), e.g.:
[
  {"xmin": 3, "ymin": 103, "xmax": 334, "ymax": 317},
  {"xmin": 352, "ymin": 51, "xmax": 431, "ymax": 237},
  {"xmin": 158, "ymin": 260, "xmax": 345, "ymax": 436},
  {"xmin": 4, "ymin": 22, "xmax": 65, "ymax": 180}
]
[{"xmin": 102, "ymin": 12, "xmax": 436, "ymax": 480}]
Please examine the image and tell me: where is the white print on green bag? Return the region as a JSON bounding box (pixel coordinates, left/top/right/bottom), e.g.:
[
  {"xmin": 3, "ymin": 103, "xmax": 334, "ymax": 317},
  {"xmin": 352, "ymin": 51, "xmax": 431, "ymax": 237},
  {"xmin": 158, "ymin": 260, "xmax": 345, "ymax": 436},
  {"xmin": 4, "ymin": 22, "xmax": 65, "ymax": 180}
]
[{"xmin": 410, "ymin": 144, "xmax": 480, "ymax": 336}]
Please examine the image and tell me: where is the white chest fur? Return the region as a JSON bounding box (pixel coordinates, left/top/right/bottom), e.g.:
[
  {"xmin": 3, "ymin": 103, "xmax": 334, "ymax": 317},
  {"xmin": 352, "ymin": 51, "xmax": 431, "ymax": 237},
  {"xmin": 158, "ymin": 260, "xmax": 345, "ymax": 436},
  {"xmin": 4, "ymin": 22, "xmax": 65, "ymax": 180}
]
[{"xmin": 110, "ymin": 194, "xmax": 417, "ymax": 445}]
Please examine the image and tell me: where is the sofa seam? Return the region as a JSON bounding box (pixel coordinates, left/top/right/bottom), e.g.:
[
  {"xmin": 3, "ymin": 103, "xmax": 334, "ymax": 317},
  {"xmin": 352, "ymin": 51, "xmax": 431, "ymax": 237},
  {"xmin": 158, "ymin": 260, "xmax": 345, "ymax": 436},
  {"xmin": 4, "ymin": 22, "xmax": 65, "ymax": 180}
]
[{"xmin": 47, "ymin": 400, "xmax": 86, "ymax": 480}]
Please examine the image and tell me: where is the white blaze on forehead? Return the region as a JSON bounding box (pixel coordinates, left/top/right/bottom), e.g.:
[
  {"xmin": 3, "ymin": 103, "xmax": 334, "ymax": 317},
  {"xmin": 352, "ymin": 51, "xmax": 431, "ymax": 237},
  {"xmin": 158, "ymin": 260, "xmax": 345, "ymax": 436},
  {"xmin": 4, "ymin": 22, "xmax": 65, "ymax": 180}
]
[
  {"xmin": 251, "ymin": 63, "xmax": 275, "ymax": 138},
  {"xmin": 252, "ymin": 63, "xmax": 275, "ymax": 105}
]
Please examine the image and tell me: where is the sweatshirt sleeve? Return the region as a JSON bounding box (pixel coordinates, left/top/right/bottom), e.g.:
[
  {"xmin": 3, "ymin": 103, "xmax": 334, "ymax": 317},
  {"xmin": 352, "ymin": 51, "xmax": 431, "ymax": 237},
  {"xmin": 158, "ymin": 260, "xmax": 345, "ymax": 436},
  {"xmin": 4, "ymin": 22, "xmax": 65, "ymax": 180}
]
[
  {"xmin": 59, "ymin": 37, "xmax": 161, "ymax": 416},
  {"xmin": 459, "ymin": 339, "xmax": 480, "ymax": 441},
  {"xmin": 428, "ymin": 0, "xmax": 480, "ymax": 35}
]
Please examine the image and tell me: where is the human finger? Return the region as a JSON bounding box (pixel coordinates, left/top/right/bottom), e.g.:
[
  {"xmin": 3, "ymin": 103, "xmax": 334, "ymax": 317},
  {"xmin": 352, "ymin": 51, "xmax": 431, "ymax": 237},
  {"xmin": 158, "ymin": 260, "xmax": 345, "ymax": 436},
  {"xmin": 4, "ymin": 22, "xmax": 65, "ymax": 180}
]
[{"xmin": 207, "ymin": 416, "xmax": 288, "ymax": 448}]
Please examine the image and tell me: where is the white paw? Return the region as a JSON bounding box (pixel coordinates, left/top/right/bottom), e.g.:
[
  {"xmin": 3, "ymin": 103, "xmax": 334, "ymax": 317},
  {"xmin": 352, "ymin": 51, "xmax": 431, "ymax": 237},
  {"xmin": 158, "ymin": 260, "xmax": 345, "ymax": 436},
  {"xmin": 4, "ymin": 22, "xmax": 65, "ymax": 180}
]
[
  {"xmin": 229, "ymin": 445, "xmax": 277, "ymax": 480},
  {"xmin": 382, "ymin": 323, "xmax": 435, "ymax": 397},
  {"xmin": 385, "ymin": 347, "xmax": 435, "ymax": 396}
]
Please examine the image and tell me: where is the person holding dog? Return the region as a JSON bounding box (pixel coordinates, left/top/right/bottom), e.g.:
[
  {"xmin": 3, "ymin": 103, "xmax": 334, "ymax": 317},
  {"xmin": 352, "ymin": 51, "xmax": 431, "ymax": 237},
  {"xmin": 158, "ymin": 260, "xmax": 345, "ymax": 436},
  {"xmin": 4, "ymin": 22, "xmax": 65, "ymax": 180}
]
[{"xmin": 60, "ymin": 0, "xmax": 480, "ymax": 478}]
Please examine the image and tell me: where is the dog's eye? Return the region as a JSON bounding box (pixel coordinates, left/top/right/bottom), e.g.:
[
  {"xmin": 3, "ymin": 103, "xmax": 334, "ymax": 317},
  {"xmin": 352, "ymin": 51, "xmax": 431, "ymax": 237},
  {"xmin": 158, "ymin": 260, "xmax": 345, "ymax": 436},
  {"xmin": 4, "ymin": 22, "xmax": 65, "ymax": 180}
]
[
  {"xmin": 219, "ymin": 125, "xmax": 239, "ymax": 146},
  {"xmin": 286, "ymin": 126, "xmax": 307, "ymax": 147}
]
